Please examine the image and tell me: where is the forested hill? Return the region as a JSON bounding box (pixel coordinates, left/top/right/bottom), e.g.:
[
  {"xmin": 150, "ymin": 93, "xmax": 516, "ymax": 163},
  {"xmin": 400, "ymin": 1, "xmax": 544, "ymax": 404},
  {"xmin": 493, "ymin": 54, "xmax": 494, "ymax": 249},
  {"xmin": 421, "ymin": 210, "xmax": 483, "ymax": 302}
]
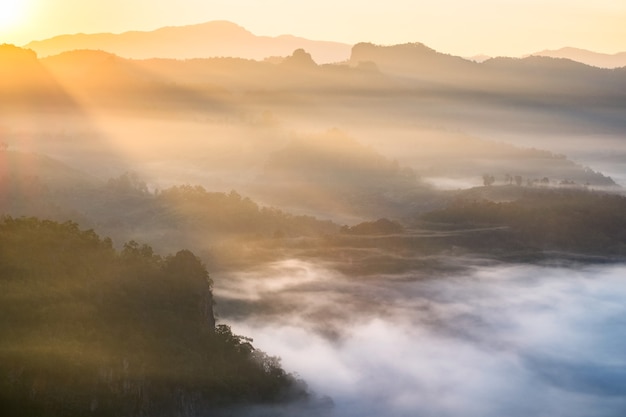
[
  {"xmin": 0, "ymin": 217, "xmax": 305, "ymax": 416},
  {"xmin": 420, "ymin": 188, "xmax": 626, "ymax": 258}
]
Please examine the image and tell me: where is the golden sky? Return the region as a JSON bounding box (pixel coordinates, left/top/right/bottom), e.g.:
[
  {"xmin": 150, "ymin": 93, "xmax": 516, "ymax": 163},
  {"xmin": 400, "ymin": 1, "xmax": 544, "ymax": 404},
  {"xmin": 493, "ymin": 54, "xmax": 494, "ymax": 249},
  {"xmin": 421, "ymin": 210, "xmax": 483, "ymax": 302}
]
[{"xmin": 1, "ymin": 0, "xmax": 625, "ymax": 56}]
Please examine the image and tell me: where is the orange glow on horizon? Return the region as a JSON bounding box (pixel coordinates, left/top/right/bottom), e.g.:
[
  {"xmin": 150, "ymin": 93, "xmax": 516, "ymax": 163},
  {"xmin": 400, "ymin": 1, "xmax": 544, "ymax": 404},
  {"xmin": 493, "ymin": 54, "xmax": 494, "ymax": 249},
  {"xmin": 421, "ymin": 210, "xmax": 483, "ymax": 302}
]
[{"xmin": 2, "ymin": 1, "xmax": 625, "ymax": 60}]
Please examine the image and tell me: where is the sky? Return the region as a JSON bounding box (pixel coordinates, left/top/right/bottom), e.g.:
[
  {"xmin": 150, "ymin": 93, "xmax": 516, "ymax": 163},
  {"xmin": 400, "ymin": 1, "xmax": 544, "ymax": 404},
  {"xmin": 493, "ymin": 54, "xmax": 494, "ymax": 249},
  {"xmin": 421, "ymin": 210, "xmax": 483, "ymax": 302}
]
[{"xmin": 1, "ymin": 0, "xmax": 625, "ymax": 57}]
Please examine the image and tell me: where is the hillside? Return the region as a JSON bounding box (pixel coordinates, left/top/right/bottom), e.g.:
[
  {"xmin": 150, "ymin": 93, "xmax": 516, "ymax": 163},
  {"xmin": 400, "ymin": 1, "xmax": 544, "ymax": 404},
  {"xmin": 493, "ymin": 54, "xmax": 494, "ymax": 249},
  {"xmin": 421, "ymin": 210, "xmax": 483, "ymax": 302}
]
[
  {"xmin": 0, "ymin": 217, "xmax": 305, "ymax": 416},
  {"xmin": 348, "ymin": 42, "xmax": 626, "ymax": 97},
  {"xmin": 0, "ymin": 44, "xmax": 77, "ymax": 111},
  {"xmin": 254, "ymin": 129, "xmax": 437, "ymax": 219},
  {"xmin": 420, "ymin": 187, "xmax": 626, "ymax": 258}
]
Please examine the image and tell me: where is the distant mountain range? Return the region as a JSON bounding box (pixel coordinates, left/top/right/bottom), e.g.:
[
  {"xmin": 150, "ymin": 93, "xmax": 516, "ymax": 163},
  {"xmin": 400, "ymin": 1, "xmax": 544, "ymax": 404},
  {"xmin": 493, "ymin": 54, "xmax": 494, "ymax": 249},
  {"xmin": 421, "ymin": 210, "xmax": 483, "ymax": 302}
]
[
  {"xmin": 348, "ymin": 42, "xmax": 625, "ymax": 95},
  {"xmin": 472, "ymin": 47, "xmax": 626, "ymax": 69},
  {"xmin": 24, "ymin": 20, "xmax": 352, "ymax": 64},
  {"xmin": 3, "ymin": 40, "xmax": 624, "ymax": 116},
  {"xmin": 23, "ymin": 21, "xmax": 625, "ymax": 69},
  {"xmin": 529, "ymin": 47, "xmax": 626, "ymax": 69}
]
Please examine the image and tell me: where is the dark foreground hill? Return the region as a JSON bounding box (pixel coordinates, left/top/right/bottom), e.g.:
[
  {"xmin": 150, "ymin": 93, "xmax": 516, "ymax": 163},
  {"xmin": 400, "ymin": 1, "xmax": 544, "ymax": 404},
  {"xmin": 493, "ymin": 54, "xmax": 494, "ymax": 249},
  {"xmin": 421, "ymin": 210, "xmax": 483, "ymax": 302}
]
[{"xmin": 0, "ymin": 217, "xmax": 306, "ymax": 416}]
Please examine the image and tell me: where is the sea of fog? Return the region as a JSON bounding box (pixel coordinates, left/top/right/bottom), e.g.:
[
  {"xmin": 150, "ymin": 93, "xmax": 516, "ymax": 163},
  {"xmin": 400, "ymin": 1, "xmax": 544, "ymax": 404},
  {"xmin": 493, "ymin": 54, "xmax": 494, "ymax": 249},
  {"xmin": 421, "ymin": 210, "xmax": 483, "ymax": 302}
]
[{"xmin": 218, "ymin": 260, "xmax": 626, "ymax": 417}]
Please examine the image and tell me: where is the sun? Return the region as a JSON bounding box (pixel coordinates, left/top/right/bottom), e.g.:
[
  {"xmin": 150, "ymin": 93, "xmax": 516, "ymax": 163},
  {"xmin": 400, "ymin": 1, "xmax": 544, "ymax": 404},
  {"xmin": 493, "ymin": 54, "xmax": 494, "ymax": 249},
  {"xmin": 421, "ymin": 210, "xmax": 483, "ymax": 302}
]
[{"xmin": 0, "ymin": 0, "xmax": 28, "ymax": 31}]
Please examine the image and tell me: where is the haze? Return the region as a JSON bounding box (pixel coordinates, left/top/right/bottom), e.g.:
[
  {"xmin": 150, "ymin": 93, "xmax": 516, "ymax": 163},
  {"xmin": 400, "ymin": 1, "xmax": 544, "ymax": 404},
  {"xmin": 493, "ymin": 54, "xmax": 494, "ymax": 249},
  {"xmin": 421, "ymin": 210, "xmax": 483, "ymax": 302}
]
[
  {"xmin": 2, "ymin": 5, "xmax": 626, "ymax": 417},
  {"xmin": 3, "ymin": 0, "xmax": 625, "ymax": 57}
]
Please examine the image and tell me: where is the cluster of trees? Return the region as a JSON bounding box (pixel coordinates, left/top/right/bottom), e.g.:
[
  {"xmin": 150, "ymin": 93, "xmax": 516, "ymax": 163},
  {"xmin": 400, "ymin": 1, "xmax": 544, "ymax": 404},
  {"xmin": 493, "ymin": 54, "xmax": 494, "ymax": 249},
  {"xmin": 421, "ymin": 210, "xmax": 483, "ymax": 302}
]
[
  {"xmin": 340, "ymin": 218, "xmax": 404, "ymax": 235},
  {"xmin": 483, "ymin": 171, "xmax": 596, "ymax": 187},
  {"xmin": 421, "ymin": 189, "xmax": 626, "ymax": 256},
  {"xmin": 2, "ymin": 166, "xmax": 341, "ymax": 256},
  {"xmin": 0, "ymin": 217, "xmax": 305, "ymax": 416},
  {"xmin": 152, "ymin": 185, "xmax": 339, "ymax": 241},
  {"xmin": 483, "ymin": 173, "xmax": 579, "ymax": 187}
]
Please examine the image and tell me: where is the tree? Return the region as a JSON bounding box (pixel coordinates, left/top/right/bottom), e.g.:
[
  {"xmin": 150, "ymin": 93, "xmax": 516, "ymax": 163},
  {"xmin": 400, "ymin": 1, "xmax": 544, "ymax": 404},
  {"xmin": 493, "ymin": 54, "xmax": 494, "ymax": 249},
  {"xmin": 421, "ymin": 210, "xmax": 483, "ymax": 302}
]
[
  {"xmin": 482, "ymin": 174, "xmax": 495, "ymax": 187},
  {"xmin": 107, "ymin": 171, "xmax": 149, "ymax": 194},
  {"xmin": 164, "ymin": 249, "xmax": 215, "ymax": 330}
]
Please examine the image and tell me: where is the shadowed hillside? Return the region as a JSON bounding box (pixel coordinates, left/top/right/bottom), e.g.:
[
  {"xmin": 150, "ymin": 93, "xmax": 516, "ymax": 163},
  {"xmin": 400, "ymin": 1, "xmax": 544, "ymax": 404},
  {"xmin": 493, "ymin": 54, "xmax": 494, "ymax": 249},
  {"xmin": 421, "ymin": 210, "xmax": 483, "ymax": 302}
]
[
  {"xmin": 0, "ymin": 217, "xmax": 307, "ymax": 416},
  {"xmin": 0, "ymin": 44, "xmax": 77, "ymax": 111},
  {"xmin": 254, "ymin": 129, "xmax": 438, "ymax": 220}
]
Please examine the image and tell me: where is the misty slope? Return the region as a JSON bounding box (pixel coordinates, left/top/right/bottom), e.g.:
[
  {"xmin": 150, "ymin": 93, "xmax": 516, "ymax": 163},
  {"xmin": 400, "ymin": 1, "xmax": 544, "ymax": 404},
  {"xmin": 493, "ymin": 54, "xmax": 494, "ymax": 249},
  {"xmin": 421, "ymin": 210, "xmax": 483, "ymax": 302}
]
[
  {"xmin": 1, "ymin": 148, "xmax": 624, "ymax": 276},
  {"xmin": 349, "ymin": 42, "xmax": 626, "ymax": 96},
  {"xmin": 0, "ymin": 157, "xmax": 340, "ymax": 264},
  {"xmin": 24, "ymin": 20, "xmax": 351, "ymax": 64},
  {"xmin": 530, "ymin": 47, "xmax": 626, "ymax": 69},
  {"xmin": 3, "ymin": 44, "xmax": 624, "ymax": 210},
  {"xmin": 0, "ymin": 150, "xmax": 101, "ymax": 219},
  {"xmin": 26, "ymin": 42, "xmax": 625, "ymax": 142},
  {"xmin": 363, "ymin": 128, "xmax": 617, "ymax": 188},
  {"xmin": 37, "ymin": 48, "xmax": 387, "ymax": 105},
  {"xmin": 6, "ymin": 43, "xmax": 622, "ymax": 133},
  {"xmin": 0, "ymin": 44, "xmax": 78, "ymax": 111},
  {"xmin": 253, "ymin": 129, "xmax": 439, "ymax": 220},
  {"xmin": 0, "ymin": 150, "xmax": 99, "ymax": 188}
]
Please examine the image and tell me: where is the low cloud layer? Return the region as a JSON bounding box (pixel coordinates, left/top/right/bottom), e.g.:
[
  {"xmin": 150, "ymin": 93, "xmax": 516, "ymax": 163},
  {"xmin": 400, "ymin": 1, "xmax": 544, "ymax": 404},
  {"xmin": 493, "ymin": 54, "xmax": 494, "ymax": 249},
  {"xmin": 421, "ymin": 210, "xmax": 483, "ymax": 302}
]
[{"xmin": 219, "ymin": 261, "xmax": 626, "ymax": 417}]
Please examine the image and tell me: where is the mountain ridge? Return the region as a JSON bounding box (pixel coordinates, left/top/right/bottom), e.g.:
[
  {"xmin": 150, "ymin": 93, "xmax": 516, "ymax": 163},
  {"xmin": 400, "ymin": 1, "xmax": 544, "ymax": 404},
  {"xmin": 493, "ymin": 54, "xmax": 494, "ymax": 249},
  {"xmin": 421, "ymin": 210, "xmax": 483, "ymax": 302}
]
[
  {"xmin": 24, "ymin": 20, "xmax": 352, "ymax": 64},
  {"xmin": 529, "ymin": 47, "xmax": 626, "ymax": 69}
]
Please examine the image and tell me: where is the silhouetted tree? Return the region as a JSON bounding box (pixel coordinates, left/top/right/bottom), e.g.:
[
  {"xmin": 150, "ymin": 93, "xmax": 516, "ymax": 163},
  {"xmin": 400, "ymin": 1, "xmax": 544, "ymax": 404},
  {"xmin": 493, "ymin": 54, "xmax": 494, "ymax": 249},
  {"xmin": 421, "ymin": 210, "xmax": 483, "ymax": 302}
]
[
  {"xmin": 107, "ymin": 171, "xmax": 149, "ymax": 194},
  {"xmin": 482, "ymin": 174, "xmax": 495, "ymax": 186}
]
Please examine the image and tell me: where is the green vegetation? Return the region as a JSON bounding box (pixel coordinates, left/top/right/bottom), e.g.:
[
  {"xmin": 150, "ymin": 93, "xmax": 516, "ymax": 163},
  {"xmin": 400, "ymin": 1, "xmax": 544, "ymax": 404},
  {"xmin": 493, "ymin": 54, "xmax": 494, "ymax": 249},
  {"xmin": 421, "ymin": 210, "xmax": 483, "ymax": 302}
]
[
  {"xmin": 421, "ymin": 189, "xmax": 626, "ymax": 256},
  {"xmin": 0, "ymin": 217, "xmax": 304, "ymax": 416},
  {"xmin": 340, "ymin": 218, "xmax": 404, "ymax": 235}
]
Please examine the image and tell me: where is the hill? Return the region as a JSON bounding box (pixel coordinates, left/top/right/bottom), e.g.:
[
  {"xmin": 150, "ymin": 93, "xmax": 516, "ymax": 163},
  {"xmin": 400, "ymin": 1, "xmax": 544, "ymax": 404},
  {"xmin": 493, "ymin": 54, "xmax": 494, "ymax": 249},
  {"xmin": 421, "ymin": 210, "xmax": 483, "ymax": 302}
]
[
  {"xmin": 348, "ymin": 42, "xmax": 626, "ymax": 96},
  {"xmin": 24, "ymin": 20, "xmax": 351, "ymax": 64},
  {"xmin": 349, "ymin": 42, "xmax": 478, "ymax": 82},
  {"xmin": 0, "ymin": 44, "xmax": 77, "ymax": 111},
  {"xmin": 420, "ymin": 187, "xmax": 626, "ymax": 258},
  {"xmin": 255, "ymin": 129, "xmax": 437, "ymax": 220},
  {"xmin": 530, "ymin": 47, "xmax": 626, "ymax": 69},
  {"xmin": 0, "ymin": 217, "xmax": 306, "ymax": 416}
]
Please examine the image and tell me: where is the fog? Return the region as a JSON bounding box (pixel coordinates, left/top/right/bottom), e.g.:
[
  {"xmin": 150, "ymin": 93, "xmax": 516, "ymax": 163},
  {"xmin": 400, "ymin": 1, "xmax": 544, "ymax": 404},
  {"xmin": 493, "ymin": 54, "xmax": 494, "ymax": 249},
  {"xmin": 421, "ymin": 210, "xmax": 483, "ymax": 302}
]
[
  {"xmin": 220, "ymin": 260, "xmax": 626, "ymax": 417},
  {"xmin": 4, "ymin": 42, "xmax": 625, "ymax": 219}
]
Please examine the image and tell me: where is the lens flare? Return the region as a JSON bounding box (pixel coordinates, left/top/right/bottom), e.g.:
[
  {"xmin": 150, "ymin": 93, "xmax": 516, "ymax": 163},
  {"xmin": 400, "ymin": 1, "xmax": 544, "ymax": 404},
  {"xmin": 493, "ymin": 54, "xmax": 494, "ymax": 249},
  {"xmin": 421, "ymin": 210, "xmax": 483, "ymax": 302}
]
[{"xmin": 0, "ymin": 0, "xmax": 27, "ymax": 31}]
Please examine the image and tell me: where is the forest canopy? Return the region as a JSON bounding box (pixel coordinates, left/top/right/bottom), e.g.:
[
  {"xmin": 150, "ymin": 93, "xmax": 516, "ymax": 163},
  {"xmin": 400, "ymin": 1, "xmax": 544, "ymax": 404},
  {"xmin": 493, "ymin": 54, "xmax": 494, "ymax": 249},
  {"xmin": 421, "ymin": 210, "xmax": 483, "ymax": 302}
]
[{"xmin": 0, "ymin": 217, "xmax": 305, "ymax": 416}]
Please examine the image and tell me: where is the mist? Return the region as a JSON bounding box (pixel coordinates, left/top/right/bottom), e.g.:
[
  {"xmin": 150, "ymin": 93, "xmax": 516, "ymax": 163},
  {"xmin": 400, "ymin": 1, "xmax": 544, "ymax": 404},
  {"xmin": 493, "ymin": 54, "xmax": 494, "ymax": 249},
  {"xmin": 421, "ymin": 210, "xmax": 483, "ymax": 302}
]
[
  {"xmin": 3, "ymin": 37, "xmax": 626, "ymax": 416},
  {"xmin": 220, "ymin": 261, "xmax": 626, "ymax": 417}
]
